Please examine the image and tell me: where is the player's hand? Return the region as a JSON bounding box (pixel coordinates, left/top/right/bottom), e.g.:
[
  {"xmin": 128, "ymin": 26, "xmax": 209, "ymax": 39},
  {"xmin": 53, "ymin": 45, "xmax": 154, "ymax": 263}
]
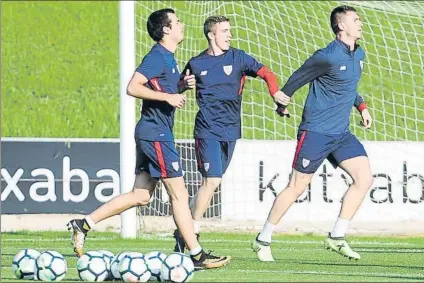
[
  {"xmin": 182, "ymin": 69, "xmax": 196, "ymax": 90},
  {"xmin": 276, "ymin": 103, "xmax": 290, "ymax": 118},
  {"xmin": 360, "ymin": 108, "xmax": 372, "ymax": 128},
  {"xmin": 166, "ymin": 94, "xmax": 186, "ymax": 109},
  {"xmin": 273, "ymin": 90, "xmax": 291, "ymax": 106}
]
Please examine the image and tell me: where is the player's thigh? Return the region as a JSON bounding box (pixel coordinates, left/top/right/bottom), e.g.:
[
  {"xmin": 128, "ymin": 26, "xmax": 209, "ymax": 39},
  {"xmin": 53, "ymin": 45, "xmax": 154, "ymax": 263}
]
[
  {"xmin": 195, "ymin": 139, "xmax": 223, "ymax": 177},
  {"xmin": 292, "ymin": 131, "xmax": 336, "ymax": 174},
  {"xmin": 137, "ymin": 139, "xmax": 183, "ymax": 179},
  {"xmin": 288, "ymin": 168, "xmax": 314, "ymax": 195},
  {"xmin": 330, "ymin": 132, "xmax": 368, "ymax": 168},
  {"xmin": 161, "ymin": 176, "xmax": 188, "ymax": 202},
  {"xmin": 331, "ymin": 133, "xmax": 373, "ymax": 187},
  {"xmin": 338, "ymin": 156, "xmax": 373, "ymax": 189},
  {"xmin": 221, "ymin": 140, "xmax": 237, "ymax": 175},
  {"xmin": 132, "ymin": 172, "xmax": 158, "ymax": 200}
]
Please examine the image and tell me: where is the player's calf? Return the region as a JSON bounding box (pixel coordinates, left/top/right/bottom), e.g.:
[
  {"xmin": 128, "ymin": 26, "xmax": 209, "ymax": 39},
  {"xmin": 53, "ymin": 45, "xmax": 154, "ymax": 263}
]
[
  {"xmin": 173, "ymin": 229, "xmax": 200, "ymax": 253},
  {"xmin": 67, "ymin": 219, "xmax": 91, "ymax": 257}
]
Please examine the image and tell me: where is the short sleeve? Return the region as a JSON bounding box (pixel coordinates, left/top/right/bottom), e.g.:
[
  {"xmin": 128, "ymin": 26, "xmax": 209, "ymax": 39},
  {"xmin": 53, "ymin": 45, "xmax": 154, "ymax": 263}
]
[
  {"xmin": 136, "ymin": 52, "xmax": 164, "ymax": 80},
  {"xmin": 238, "ymin": 50, "xmax": 264, "ymax": 77}
]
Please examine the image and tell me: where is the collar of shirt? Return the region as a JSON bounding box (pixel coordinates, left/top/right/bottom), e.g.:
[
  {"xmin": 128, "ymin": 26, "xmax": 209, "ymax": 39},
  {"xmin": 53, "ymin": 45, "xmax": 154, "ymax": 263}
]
[
  {"xmin": 335, "ymin": 39, "xmax": 360, "ymax": 55},
  {"xmin": 154, "ymin": 43, "xmax": 175, "ymax": 55}
]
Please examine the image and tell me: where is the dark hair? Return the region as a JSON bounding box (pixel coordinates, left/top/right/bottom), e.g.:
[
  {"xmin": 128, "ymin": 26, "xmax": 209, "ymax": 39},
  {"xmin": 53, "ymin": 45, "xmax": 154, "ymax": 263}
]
[
  {"xmin": 147, "ymin": 8, "xmax": 175, "ymax": 42},
  {"xmin": 203, "ymin": 15, "xmax": 230, "ymax": 41},
  {"xmin": 330, "ymin": 5, "xmax": 357, "ymax": 35}
]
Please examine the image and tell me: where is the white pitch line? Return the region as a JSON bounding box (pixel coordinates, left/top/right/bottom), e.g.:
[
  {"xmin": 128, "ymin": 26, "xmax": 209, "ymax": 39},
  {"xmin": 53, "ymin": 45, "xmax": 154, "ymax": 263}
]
[
  {"xmin": 1, "ymin": 266, "xmax": 77, "ymax": 270},
  {"xmin": 2, "ymin": 246, "xmax": 423, "ymax": 254},
  {"xmin": 2, "ymin": 237, "xmax": 420, "ymax": 247},
  {"xmin": 218, "ymin": 269, "xmax": 424, "ymax": 279},
  {"xmin": 2, "ymin": 267, "xmax": 420, "ymax": 280}
]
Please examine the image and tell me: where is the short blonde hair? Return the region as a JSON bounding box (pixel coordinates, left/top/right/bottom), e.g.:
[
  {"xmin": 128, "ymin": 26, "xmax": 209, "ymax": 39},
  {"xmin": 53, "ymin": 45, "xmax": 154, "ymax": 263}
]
[{"xmin": 203, "ymin": 16, "xmax": 230, "ymax": 41}]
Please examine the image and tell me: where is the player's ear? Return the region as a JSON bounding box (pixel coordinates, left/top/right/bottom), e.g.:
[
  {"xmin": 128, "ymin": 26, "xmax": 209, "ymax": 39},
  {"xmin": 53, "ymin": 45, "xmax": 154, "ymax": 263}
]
[
  {"xmin": 207, "ymin": 31, "xmax": 214, "ymax": 41},
  {"xmin": 163, "ymin": 26, "xmax": 170, "ymax": 35},
  {"xmin": 338, "ymin": 21, "xmax": 346, "ymax": 32}
]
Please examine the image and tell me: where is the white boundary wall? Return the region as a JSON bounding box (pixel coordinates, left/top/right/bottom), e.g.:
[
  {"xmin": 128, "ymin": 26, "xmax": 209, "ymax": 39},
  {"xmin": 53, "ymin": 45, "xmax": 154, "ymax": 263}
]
[{"xmin": 2, "ymin": 138, "xmax": 424, "ymax": 235}]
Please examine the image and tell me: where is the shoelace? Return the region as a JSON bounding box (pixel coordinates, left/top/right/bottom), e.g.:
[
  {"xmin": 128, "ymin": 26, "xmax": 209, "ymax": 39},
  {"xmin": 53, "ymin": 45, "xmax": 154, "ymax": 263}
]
[{"xmin": 204, "ymin": 250, "xmax": 220, "ymax": 259}]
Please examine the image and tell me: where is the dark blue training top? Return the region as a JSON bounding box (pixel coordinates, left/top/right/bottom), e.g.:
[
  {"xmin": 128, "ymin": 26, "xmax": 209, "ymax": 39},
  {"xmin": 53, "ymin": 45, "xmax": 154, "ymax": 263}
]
[
  {"xmin": 281, "ymin": 39, "xmax": 366, "ymax": 134},
  {"xmin": 135, "ymin": 43, "xmax": 180, "ymax": 141},
  {"xmin": 183, "ymin": 47, "xmax": 263, "ymax": 141}
]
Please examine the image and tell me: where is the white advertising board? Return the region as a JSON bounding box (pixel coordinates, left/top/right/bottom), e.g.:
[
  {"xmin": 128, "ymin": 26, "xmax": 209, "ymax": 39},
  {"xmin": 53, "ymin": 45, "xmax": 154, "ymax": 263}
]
[{"xmin": 221, "ymin": 140, "xmax": 424, "ymax": 231}]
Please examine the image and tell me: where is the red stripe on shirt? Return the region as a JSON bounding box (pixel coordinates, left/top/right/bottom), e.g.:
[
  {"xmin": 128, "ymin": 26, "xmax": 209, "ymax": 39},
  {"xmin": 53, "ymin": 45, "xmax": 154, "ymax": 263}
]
[
  {"xmin": 150, "ymin": 78, "xmax": 163, "ymax": 92},
  {"xmin": 238, "ymin": 75, "xmax": 247, "ymax": 95}
]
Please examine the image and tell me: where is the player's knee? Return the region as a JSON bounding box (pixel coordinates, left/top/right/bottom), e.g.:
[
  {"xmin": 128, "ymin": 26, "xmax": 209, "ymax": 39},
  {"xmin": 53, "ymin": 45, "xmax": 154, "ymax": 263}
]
[
  {"xmin": 357, "ymin": 173, "xmax": 374, "ymax": 190},
  {"xmin": 352, "ymin": 172, "xmax": 373, "ymax": 191},
  {"xmin": 131, "ymin": 189, "xmax": 151, "ymax": 206},
  {"xmin": 203, "ymin": 177, "xmax": 222, "ymax": 191},
  {"xmin": 292, "ymin": 184, "xmax": 308, "ymax": 197},
  {"xmin": 286, "ymin": 181, "xmax": 308, "ymax": 197},
  {"xmin": 288, "ymin": 173, "xmax": 311, "ymax": 196},
  {"xmin": 169, "ymin": 187, "xmax": 189, "ymax": 203}
]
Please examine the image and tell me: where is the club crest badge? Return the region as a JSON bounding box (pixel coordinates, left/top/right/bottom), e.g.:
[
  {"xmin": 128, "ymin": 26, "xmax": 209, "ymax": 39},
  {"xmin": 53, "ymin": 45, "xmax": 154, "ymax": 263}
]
[
  {"xmin": 172, "ymin": 162, "xmax": 180, "ymax": 172},
  {"xmin": 302, "ymin": 158, "xmax": 310, "ymax": 168},
  {"xmin": 223, "ymin": 65, "xmax": 233, "ymax": 76}
]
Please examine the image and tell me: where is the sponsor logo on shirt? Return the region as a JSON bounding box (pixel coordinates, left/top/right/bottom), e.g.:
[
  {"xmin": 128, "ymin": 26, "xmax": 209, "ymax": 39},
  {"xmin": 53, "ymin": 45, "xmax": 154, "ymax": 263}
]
[
  {"xmin": 339, "ymin": 65, "xmax": 347, "ymax": 71},
  {"xmin": 200, "ymin": 70, "xmax": 208, "ymax": 76}
]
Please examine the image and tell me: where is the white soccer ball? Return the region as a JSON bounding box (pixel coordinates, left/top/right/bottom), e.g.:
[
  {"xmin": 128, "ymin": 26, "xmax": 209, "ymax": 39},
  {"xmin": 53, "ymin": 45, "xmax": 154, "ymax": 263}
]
[
  {"xmin": 110, "ymin": 252, "xmax": 129, "ymax": 280},
  {"xmin": 99, "ymin": 250, "xmax": 114, "ymax": 280},
  {"xmin": 160, "ymin": 252, "xmax": 194, "ymax": 283},
  {"xmin": 99, "ymin": 250, "xmax": 114, "ymax": 265},
  {"xmin": 77, "ymin": 251, "xmax": 109, "ymax": 282},
  {"xmin": 12, "ymin": 248, "xmax": 41, "ymax": 280},
  {"xmin": 144, "ymin": 251, "xmax": 166, "ymax": 281},
  {"xmin": 118, "ymin": 252, "xmax": 151, "ymax": 282},
  {"xmin": 34, "ymin": 251, "xmax": 67, "ymax": 282}
]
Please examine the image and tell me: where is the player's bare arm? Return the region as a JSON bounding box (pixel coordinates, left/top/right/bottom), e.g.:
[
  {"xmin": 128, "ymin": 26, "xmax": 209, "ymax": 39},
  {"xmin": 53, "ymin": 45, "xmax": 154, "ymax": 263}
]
[
  {"xmin": 127, "ymin": 72, "xmax": 186, "ymax": 108},
  {"xmin": 354, "ymin": 93, "xmax": 372, "ymax": 128},
  {"xmin": 361, "ymin": 108, "xmax": 372, "ymax": 128}
]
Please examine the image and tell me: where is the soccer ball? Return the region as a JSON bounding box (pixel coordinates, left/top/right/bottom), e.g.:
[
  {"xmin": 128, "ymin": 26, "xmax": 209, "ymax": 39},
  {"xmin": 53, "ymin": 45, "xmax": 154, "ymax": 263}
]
[
  {"xmin": 110, "ymin": 252, "xmax": 129, "ymax": 280},
  {"xmin": 160, "ymin": 252, "xmax": 194, "ymax": 283},
  {"xmin": 34, "ymin": 251, "xmax": 67, "ymax": 282},
  {"xmin": 99, "ymin": 250, "xmax": 114, "ymax": 280},
  {"xmin": 99, "ymin": 250, "xmax": 114, "ymax": 265},
  {"xmin": 77, "ymin": 251, "xmax": 109, "ymax": 281},
  {"xmin": 118, "ymin": 252, "xmax": 151, "ymax": 282},
  {"xmin": 12, "ymin": 248, "xmax": 41, "ymax": 279},
  {"xmin": 144, "ymin": 251, "xmax": 166, "ymax": 281}
]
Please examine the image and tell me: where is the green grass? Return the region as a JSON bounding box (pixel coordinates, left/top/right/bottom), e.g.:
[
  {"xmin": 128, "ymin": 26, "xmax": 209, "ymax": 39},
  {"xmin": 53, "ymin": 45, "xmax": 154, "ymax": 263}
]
[
  {"xmin": 2, "ymin": 1, "xmax": 423, "ymax": 140},
  {"xmin": 2, "ymin": 231, "xmax": 424, "ymax": 282}
]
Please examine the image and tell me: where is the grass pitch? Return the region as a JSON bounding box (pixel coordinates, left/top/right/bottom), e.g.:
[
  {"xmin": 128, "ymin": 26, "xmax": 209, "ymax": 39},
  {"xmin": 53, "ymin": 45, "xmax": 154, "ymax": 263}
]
[{"xmin": 2, "ymin": 231, "xmax": 424, "ymax": 282}]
